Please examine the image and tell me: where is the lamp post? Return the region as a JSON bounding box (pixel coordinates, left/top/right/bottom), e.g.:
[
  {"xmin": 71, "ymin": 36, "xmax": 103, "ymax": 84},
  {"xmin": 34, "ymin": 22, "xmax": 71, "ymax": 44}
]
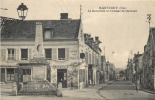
[
  {"xmin": 17, "ymin": 3, "xmax": 28, "ymax": 20},
  {"xmin": 106, "ymin": 61, "xmax": 109, "ymax": 82}
]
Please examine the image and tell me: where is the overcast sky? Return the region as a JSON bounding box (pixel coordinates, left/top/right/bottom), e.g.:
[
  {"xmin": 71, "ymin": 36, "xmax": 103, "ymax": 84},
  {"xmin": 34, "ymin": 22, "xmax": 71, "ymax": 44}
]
[{"xmin": 1, "ymin": 0, "xmax": 155, "ymax": 68}]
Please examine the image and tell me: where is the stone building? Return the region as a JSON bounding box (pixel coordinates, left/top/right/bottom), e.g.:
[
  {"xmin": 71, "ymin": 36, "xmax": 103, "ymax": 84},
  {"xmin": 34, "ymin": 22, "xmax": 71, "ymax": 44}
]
[
  {"xmin": 142, "ymin": 27, "xmax": 155, "ymax": 90},
  {"xmin": 0, "ymin": 13, "xmax": 102, "ymax": 89},
  {"xmin": 101, "ymin": 55, "xmax": 106, "ymax": 83},
  {"xmin": 133, "ymin": 52, "xmax": 143, "ymax": 84},
  {"xmin": 126, "ymin": 59, "xmax": 133, "ymax": 81}
]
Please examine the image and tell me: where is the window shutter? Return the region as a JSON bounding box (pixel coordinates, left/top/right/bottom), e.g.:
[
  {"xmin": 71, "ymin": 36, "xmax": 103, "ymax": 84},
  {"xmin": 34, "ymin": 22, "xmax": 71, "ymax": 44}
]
[
  {"xmin": 14, "ymin": 49, "xmax": 16, "ymax": 60},
  {"xmin": 51, "ymin": 49, "xmax": 52, "ymax": 60},
  {"xmin": 16, "ymin": 49, "xmax": 19, "ymax": 60},
  {"xmin": 52, "ymin": 48, "xmax": 57, "ymax": 61},
  {"xmin": 1, "ymin": 49, "xmax": 6, "ymax": 61},
  {"xmin": 65, "ymin": 48, "xmax": 69, "ymax": 61},
  {"xmin": 28, "ymin": 48, "xmax": 32, "ymax": 60}
]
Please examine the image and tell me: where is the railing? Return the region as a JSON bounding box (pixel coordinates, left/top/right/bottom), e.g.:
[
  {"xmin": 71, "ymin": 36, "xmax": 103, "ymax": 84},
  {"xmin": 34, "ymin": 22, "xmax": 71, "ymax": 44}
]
[
  {"xmin": 8, "ymin": 54, "xmax": 14, "ymax": 60},
  {"xmin": 21, "ymin": 58, "xmax": 28, "ymax": 60},
  {"xmin": 58, "ymin": 58, "xmax": 65, "ymax": 60}
]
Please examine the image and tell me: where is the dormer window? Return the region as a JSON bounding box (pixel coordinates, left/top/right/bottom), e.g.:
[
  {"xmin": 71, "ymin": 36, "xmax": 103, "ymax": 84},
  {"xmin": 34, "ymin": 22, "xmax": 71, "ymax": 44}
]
[{"xmin": 43, "ymin": 28, "xmax": 54, "ymax": 39}]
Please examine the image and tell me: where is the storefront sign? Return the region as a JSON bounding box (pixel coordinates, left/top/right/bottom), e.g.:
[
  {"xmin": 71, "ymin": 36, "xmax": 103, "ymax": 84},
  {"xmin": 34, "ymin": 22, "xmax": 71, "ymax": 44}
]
[
  {"xmin": 70, "ymin": 50, "xmax": 78, "ymax": 60},
  {"xmin": 55, "ymin": 66, "xmax": 68, "ymax": 69}
]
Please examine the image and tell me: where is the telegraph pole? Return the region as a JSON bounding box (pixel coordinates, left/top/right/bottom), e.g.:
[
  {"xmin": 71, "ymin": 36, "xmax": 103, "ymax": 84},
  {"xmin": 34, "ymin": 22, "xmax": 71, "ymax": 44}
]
[
  {"xmin": 103, "ymin": 46, "xmax": 105, "ymax": 56},
  {"xmin": 147, "ymin": 14, "xmax": 151, "ymax": 29},
  {"xmin": 80, "ymin": 5, "xmax": 82, "ymax": 19}
]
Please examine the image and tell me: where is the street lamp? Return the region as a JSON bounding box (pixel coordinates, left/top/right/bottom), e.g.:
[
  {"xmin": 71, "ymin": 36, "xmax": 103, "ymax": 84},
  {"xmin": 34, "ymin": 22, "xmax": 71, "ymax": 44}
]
[{"xmin": 17, "ymin": 3, "xmax": 28, "ymax": 20}]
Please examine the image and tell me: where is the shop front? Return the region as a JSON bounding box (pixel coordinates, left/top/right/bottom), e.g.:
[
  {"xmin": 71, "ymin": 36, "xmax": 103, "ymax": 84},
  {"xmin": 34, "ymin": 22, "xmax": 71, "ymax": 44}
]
[{"xmin": 0, "ymin": 66, "xmax": 18, "ymax": 83}]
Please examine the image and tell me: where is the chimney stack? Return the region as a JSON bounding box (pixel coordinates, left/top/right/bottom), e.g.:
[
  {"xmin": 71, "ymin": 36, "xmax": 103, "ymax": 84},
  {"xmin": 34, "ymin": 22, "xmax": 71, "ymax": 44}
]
[
  {"xmin": 95, "ymin": 36, "xmax": 99, "ymax": 41},
  {"xmin": 60, "ymin": 13, "xmax": 68, "ymax": 19}
]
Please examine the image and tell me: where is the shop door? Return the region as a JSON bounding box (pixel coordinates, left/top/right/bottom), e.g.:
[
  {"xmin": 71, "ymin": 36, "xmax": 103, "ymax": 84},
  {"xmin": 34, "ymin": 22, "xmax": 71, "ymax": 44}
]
[
  {"xmin": 57, "ymin": 69, "xmax": 67, "ymax": 88},
  {"xmin": 7, "ymin": 68, "xmax": 14, "ymax": 81}
]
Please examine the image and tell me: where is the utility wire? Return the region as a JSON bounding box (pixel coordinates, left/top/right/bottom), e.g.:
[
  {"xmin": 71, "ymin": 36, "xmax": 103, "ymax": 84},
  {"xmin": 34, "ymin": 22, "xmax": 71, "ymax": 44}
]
[{"xmin": 60, "ymin": 0, "xmax": 75, "ymax": 17}]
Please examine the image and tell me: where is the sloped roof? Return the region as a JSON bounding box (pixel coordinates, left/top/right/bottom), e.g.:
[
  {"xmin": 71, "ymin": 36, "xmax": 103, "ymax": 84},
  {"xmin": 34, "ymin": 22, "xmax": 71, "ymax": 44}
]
[{"xmin": 1, "ymin": 19, "xmax": 80, "ymax": 39}]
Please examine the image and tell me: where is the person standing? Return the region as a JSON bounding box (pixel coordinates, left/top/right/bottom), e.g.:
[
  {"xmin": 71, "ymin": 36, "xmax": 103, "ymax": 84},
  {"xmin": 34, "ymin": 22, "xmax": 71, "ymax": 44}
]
[
  {"xmin": 136, "ymin": 79, "xmax": 140, "ymax": 92},
  {"xmin": 70, "ymin": 78, "xmax": 74, "ymax": 90}
]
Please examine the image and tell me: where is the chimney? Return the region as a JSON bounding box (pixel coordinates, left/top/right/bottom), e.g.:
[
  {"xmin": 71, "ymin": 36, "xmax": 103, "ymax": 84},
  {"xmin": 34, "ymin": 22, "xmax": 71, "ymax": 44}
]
[
  {"xmin": 60, "ymin": 13, "xmax": 68, "ymax": 19},
  {"xmin": 90, "ymin": 38, "xmax": 94, "ymax": 46},
  {"xmin": 137, "ymin": 51, "xmax": 139, "ymax": 54},
  {"xmin": 95, "ymin": 36, "xmax": 99, "ymax": 41},
  {"xmin": 35, "ymin": 22, "xmax": 44, "ymax": 56},
  {"xmin": 88, "ymin": 34, "xmax": 91, "ymax": 38}
]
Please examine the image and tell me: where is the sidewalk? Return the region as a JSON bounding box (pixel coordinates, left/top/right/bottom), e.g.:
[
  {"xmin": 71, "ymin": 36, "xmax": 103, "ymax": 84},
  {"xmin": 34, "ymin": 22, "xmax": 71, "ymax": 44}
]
[
  {"xmin": 61, "ymin": 81, "xmax": 114, "ymax": 99},
  {"xmin": 126, "ymin": 81, "xmax": 155, "ymax": 94},
  {"xmin": 0, "ymin": 81, "xmax": 114, "ymax": 99}
]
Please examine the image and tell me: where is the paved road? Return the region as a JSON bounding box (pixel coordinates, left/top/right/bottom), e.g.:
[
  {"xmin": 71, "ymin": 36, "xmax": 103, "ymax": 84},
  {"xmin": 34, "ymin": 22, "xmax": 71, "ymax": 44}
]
[{"xmin": 99, "ymin": 80, "xmax": 155, "ymax": 100}]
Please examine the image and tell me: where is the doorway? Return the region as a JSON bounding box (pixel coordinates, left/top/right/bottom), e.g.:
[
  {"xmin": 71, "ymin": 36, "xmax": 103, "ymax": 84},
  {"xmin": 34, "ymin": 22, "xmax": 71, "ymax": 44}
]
[{"xmin": 57, "ymin": 69, "xmax": 67, "ymax": 88}]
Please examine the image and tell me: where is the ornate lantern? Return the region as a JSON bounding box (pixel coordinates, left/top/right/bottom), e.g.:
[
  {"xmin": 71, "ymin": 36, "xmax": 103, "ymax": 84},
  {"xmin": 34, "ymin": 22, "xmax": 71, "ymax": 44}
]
[{"xmin": 17, "ymin": 3, "xmax": 28, "ymax": 20}]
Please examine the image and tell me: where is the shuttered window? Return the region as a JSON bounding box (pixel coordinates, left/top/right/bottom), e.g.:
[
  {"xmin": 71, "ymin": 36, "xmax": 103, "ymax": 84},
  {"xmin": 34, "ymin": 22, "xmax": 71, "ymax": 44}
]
[
  {"xmin": 58, "ymin": 48, "xmax": 65, "ymax": 60},
  {"xmin": 45, "ymin": 49, "xmax": 52, "ymax": 60},
  {"xmin": 28, "ymin": 48, "xmax": 32, "ymax": 60},
  {"xmin": 16, "ymin": 49, "xmax": 19, "ymax": 60},
  {"xmin": 1, "ymin": 49, "xmax": 6, "ymax": 61},
  {"xmin": 85, "ymin": 52, "xmax": 88, "ymax": 64},
  {"xmin": 8, "ymin": 49, "xmax": 15, "ymax": 60},
  {"xmin": 52, "ymin": 48, "xmax": 57, "ymax": 61},
  {"xmin": 65, "ymin": 48, "xmax": 69, "ymax": 61}
]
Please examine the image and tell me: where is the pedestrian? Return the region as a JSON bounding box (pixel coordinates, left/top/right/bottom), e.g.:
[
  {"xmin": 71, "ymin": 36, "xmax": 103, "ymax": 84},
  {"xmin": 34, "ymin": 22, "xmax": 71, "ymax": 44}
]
[
  {"xmin": 70, "ymin": 78, "xmax": 74, "ymax": 90},
  {"xmin": 89, "ymin": 79, "xmax": 92, "ymax": 86},
  {"xmin": 136, "ymin": 80, "xmax": 140, "ymax": 92}
]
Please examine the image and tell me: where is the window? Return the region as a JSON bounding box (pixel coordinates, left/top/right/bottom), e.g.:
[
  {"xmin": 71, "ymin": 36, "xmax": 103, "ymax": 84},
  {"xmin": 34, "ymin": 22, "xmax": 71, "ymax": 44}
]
[
  {"xmin": 21, "ymin": 49, "xmax": 28, "ymax": 60},
  {"xmin": 45, "ymin": 49, "xmax": 52, "ymax": 60},
  {"xmin": 7, "ymin": 68, "xmax": 14, "ymax": 81},
  {"xmin": 8, "ymin": 49, "xmax": 14, "ymax": 60},
  {"xmin": 58, "ymin": 48, "xmax": 65, "ymax": 60},
  {"xmin": 23, "ymin": 69, "xmax": 31, "ymax": 75},
  {"xmin": 43, "ymin": 28, "xmax": 54, "ymax": 39}
]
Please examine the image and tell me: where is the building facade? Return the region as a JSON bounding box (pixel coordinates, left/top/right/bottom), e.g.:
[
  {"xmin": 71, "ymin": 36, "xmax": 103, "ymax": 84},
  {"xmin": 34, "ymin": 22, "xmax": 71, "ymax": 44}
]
[
  {"xmin": 126, "ymin": 59, "xmax": 133, "ymax": 81},
  {"xmin": 142, "ymin": 27, "xmax": 155, "ymax": 90},
  {"xmin": 0, "ymin": 13, "xmax": 102, "ymax": 89}
]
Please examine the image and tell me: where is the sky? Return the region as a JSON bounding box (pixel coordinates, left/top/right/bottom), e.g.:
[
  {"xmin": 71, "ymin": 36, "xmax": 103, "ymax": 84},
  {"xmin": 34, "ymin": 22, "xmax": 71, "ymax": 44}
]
[{"xmin": 1, "ymin": 0, "xmax": 155, "ymax": 68}]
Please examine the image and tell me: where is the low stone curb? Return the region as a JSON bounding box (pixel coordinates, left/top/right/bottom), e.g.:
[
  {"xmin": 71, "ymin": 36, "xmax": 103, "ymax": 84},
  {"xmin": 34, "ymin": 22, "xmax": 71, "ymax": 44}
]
[
  {"xmin": 126, "ymin": 81, "xmax": 155, "ymax": 94},
  {"xmin": 141, "ymin": 89, "xmax": 155, "ymax": 94}
]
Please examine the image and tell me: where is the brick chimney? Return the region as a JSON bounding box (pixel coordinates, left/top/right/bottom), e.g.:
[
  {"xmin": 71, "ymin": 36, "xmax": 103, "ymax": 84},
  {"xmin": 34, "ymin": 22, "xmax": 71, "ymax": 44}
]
[{"xmin": 60, "ymin": 13, "xmax": 68, "ymax": 19}]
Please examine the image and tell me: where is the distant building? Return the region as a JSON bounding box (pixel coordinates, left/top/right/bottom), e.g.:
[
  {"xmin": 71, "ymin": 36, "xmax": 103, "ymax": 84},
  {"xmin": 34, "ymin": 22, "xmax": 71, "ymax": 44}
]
[
  {"xmin": 133, "ymin": 52, "xmax": 143, "ymax": 84},
  {"xmin": 126, "ymin": 59, "xmax": 133, "ymax": 81},
  {"xmin": 101, "ymin": 55, "xmax": 106, "ymax": 83}
]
